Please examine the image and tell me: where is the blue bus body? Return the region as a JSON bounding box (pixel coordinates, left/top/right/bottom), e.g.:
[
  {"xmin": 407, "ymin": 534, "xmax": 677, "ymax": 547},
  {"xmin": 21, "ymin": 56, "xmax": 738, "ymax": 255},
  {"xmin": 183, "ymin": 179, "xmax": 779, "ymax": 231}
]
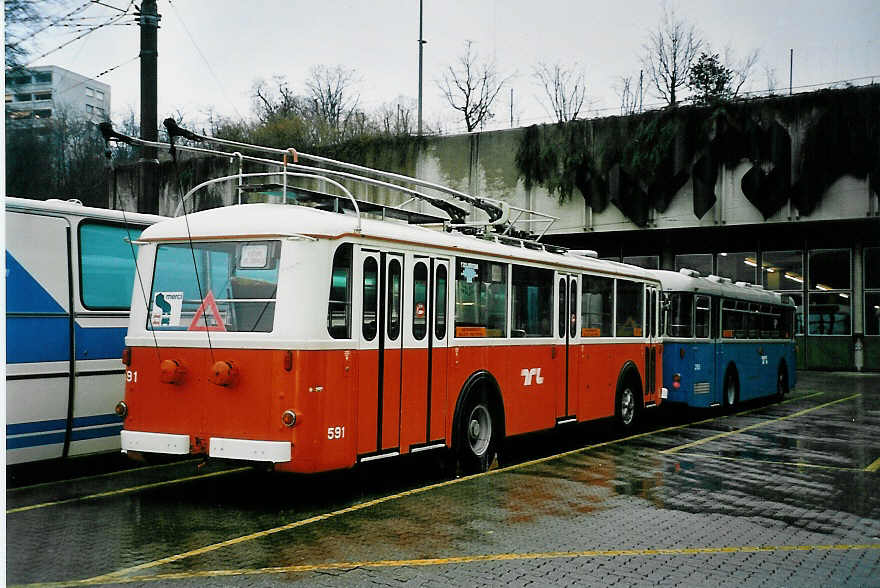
[
  {"xmin": 5, "ymin": 197, "xmax": 164, "ymax": 464},
  {"xmin": 663, "ymin": 339, "xmax": 797, "ymax": 407},
  {"xmin": 657, "ymin": 270, "xmax": 797, "ymax": 408}
]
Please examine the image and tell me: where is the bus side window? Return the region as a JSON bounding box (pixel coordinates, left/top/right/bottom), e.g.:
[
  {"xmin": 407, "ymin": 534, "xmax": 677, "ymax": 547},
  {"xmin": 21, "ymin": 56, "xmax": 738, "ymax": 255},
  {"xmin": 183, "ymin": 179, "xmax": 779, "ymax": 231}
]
[
  {"xmin": 616, "ymin": 280, "xmax": 644, "ymax": 337},
  {"xmin": 695, "ymin": 295, "xmax": 711, "ymax": 338},
  {"xmin": 362, "ymin": 257, "xmax": 378, "ymax": 341},
  {"xmin": 454, "ymin": 257, "xmax": 507, "ymax": 338},
  {"xmin": 387, "ymin": 259, "xmax": 402, "ymax": 341},
  {"xmin": 668, "ymin": 293, "xmax": 694, "ymax": 338},
  {"xmin": 79, "ymin": 222, "xmax": 144, "ymax": 309},
  {"xmin": 558, "ymin": 277, "xmax": 567, "ymax": 338},
  {"xmin": 721, "ymin": 299, "xmax": 737, "ymax": 338},
  {"xmin": 511, "ymin": 265, "xmax": 553, "ymax": 337},
  {"xmin": 581, "ymin": 274, "xmax": 613, "ymax": 337},
  {"xmin": 434, "ymin": 265, "xmax": 447, "ymax": 339},
  {"xmin": 412, "ymin": 262, "xmax": 428, "ymax": 340},
  {"xmin": 711, "ymin": 297, "xmax": 721, "ymax": 339},
  {"xmin": 327, "ymin": 244, "xmax": 352, "ymax": 339}
]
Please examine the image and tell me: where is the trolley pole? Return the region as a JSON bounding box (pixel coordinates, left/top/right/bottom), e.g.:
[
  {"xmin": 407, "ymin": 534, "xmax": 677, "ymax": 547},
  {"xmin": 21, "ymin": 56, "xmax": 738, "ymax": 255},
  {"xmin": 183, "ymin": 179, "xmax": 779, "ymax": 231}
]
[{"xmin": 138, "ymin": 0, "xmax": 160, "ymax": 214}]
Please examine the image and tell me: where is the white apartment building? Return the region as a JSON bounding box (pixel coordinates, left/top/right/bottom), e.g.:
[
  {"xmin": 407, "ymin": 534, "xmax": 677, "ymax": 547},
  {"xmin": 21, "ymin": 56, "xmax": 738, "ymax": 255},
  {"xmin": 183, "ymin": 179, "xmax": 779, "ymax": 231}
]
[{"xmin": 5, "ymin": 65, "xmax": 111, "ymax": 123}]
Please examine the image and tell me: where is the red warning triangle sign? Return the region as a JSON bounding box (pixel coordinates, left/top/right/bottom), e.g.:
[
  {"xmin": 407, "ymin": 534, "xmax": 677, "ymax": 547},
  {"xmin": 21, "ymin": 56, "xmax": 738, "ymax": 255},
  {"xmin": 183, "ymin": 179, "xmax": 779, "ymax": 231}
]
[{"xmin": 188, "ymin": 290, "xmax": 227, "ymax": 332}]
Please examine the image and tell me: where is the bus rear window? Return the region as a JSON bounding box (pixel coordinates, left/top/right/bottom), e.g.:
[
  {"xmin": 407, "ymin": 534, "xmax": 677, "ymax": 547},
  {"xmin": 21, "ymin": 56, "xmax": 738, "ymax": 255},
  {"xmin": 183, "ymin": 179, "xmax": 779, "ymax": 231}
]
[{"xmin": 148, "ymin": 241, "xmax": 280, "ymax": 332}]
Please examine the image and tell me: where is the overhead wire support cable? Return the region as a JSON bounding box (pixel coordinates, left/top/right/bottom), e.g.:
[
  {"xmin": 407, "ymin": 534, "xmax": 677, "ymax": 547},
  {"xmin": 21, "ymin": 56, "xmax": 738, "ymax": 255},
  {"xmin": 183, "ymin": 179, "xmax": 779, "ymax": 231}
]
[
  {"xmin": 24, "ymin": 0, "xmax": 136, "ymax": 67},
  {"xmin": 6, "ymin": 0, "xmax": 93, "ymax": 49}
]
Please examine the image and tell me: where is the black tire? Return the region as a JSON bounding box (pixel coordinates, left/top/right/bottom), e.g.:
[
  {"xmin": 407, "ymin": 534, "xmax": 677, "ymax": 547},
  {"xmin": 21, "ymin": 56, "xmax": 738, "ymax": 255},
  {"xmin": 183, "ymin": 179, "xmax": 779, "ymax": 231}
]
[
  {"xmin": 615, "ymin": 378, "xmax": 639, "ymax": 431},
  {"xmin": 723, "ymin": 368, "xmax": 739, "ymax": 410},
  {"xmin": 776, "ymin": 363, "xmax": 789, "ymax": 399},
  {"xmin": 456, "ymin": 390, "xmax": 498, "ymax": 474}
]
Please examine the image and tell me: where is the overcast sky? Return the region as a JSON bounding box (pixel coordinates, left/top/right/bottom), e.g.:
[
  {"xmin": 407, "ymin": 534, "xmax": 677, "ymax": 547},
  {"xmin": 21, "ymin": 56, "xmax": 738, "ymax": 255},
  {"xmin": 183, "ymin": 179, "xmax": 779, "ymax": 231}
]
[{"xmin": 21, "ymin": 0, "xmax": 880, "ymax": 133}]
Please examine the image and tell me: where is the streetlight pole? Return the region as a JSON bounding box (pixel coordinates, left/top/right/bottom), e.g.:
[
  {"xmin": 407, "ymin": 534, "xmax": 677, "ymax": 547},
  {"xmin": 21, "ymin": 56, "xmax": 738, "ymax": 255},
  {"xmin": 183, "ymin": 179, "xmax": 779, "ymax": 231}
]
[
  {"xmin": 138, "ymin": 0, "xmax": 160, "ymax": 214},
  {"xmin": 417, "ymin": 0, "xmax": 425, "ymax": 136}
]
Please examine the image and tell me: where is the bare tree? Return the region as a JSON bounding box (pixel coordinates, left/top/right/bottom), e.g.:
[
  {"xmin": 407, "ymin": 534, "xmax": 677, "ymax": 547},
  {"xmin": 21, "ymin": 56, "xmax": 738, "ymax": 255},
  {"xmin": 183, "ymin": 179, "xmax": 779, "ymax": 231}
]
[
  {"xmin": 304, "ymin": 65, "xmax": 360, "ymax": 135},
  {"xmin": 5, "ymin": 0, "xmax": 47, "ymax": 68},
  {"xmin": 378, "ymin": 97, "xmax": 417, "ymax": 135},
  {"xmin": 616, "ymin": 75, "xmax": 639, "ymax": 115},
  {"xmin": 641, "ymin": 5, "xmax": 703, "ymax": 105},
  {"xmin": 438, "ymin": 40, "xmax": 509, "ymax": 132},
  {"xmin": 251, "ymin": 76, "xmax": 305, "ymax": 124},
  {"xmin": 764, "ymin": 65, "xmax": 778, "ymax": 96},
  {"xmin": 533, "ymin": 61, "xmax": 587, "ymax": 123},
  {"xmin": 724, "ymin": 47, "xmax": 760, "ymax": 97}
]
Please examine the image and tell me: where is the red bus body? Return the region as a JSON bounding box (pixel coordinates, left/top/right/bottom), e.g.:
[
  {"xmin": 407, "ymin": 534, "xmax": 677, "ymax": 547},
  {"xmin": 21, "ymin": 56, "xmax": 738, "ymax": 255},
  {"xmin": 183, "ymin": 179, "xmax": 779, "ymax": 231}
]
[{"xmin": 120, "ymin": 204, "xmax": 663, "ymax": 473}]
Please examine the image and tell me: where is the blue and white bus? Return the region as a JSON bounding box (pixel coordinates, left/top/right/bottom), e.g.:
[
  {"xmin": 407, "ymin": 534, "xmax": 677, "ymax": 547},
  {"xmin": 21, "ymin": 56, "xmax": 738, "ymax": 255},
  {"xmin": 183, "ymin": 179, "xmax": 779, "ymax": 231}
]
[
  {"xmin": 657, "ymin": 269, "xmax": 797, "ymax": 409},
  {"xmin": 5, "ymin": 197, "xmax": 164, "ymax": 464}
]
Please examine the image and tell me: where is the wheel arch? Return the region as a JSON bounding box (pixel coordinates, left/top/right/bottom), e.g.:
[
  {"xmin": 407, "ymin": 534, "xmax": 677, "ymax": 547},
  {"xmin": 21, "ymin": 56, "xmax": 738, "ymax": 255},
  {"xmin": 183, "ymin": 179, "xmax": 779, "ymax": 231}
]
[
  {"xmin": 451, "ymin": 370, "xmax": 506, "ymax": 451},
  {"xmin": 616, "ymin": 360, "xmax": 644, "ymax": 404}
]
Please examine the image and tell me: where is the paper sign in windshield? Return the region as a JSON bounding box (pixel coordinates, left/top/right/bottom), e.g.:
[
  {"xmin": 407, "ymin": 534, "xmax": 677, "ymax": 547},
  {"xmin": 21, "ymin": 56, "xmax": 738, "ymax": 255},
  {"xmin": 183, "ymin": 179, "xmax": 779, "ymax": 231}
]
[
  {"xmin": 240, "ymin": 244, "xmax": 269, "ymax": 268},
  {"xmin": 151, "ymin": 292, "xmax": 183, "ymax": 327}
]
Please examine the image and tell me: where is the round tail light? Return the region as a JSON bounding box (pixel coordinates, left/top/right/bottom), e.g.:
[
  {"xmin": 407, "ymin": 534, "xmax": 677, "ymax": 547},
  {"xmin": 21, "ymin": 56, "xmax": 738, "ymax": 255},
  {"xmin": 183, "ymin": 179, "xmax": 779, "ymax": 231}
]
[
  {"xmin": 281, "ymin": 410, "xmax": 297, "ymax": 428},
  {"xmin": 115, "ymin": 401, "xmax": 128, "ymax": 419}
]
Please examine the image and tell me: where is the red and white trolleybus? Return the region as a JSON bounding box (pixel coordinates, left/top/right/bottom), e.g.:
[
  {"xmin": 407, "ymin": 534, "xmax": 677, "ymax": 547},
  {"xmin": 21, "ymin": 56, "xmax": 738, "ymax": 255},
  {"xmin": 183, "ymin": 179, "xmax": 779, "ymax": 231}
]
[{"xmin": 111, "ymin": 121, "xmax": 664, "ymax": 474}]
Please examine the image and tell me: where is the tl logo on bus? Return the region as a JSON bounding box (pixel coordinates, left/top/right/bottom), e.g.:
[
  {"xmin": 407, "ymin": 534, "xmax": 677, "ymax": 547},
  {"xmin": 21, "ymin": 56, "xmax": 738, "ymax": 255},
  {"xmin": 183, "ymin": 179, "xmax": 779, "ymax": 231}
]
[{"xmin": 521, "ymin": 368, "xmax": 545, "ymax": 386}]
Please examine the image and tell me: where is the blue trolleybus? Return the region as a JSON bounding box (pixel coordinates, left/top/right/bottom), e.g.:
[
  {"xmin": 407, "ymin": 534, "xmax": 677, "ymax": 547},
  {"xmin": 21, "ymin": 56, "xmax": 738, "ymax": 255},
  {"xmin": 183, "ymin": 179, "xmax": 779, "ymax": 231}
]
[
  {"xmin": 657, "ymin": 269, "xmax": 797, "ymax": 409},
  {"xmin": 5, "ymin": 197, "xmax": 164, "ymax": 464}
]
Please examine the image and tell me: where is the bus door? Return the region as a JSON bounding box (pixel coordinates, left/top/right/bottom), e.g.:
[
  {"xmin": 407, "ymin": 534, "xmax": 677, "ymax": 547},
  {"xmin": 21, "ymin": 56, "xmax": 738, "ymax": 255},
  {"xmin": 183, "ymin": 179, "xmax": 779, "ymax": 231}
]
[
  {"xmin": 356, "ymin": 250, "xmax": 404, "ymax": 458},
  {"xmin": 400, "ymin": 257, "xmax": 450, "ymax": 453},
  {"xmin": 555, "ymin": 273, "xmax": 579, "ymax": 423},
  {"xmin": 6, "ymin": 212, "xmax": 72, "ymax": 463},
  {"xmin": 645, "ymin": 285, "xmax": 660, "ymax": 404}
]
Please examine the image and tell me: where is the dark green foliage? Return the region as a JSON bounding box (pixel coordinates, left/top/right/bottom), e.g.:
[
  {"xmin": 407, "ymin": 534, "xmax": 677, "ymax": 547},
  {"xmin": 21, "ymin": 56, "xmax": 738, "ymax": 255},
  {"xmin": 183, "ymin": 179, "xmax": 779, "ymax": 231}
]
[
  {"xmin": 792, "ymin": 89, "xmax": 880, "ymax": 215},
  {"xmin": 515, "ymin": 125, "xmax": 556, "ymax": 192},
  {"xmin": 514, "ymin": 85, "xmax": 879, "ymax": 226},
  {"xmin": 688, "ymin": 52, "xmax": 734, "ymax": 105}
]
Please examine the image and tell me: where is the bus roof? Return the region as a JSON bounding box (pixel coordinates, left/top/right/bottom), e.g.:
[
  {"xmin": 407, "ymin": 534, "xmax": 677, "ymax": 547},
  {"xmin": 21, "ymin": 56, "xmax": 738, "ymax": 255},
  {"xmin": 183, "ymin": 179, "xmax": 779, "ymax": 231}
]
[
  {"xmin": 5, "ymin": 196, "xmax": 166, "ymax": 224},
  {"xmin": 140, "ymin": 203, "xmax": 661, "ymax": 281},
  {"xmin": 655, "ymin": 269, "xmax": 791, "ymax": 305}
]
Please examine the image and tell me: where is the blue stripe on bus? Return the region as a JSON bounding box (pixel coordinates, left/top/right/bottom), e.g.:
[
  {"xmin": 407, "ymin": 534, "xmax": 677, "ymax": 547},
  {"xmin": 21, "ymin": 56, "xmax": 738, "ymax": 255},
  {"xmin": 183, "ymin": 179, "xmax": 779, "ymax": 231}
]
[
  {"xmin": 7, "ymin": 414, "xmax": 122, "ymax": 436},
  {"xmin": 5, "ymin": 251, "xmax": 66, "ymax": 314},
  {"xmin": 74, "ymin": 325, "xmax": 128, "ymax": 360},
  {"xmin": 7, "ymin": 421, "xmax": 123, "ymax": 450},
  {"xmin": 7, "ymin": 432, "xmax": 66, "ymax": 450},
  {"xmin": 7, "ymin": 418, "xmax": 68, "ymax": 436},
  {"xmin": 72, "ymin": 413, "xmax": 123, "ymax": 428},
  {"xmin": 6, "ymin": 316, "xmax": 71, "ymax": 364},
  {"xmin": 70, "ymin": 424, "xmax": 123, "ymax": 442},
  {"xmin": 6, "ymin": 318, "xmax": 128, "ymax": 364}
]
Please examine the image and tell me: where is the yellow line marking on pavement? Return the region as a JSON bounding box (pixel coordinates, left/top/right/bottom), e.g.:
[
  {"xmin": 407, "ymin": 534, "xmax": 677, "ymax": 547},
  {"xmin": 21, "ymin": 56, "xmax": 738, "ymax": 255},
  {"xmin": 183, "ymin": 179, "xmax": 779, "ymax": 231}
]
[
  {"xmin": 15, "ymin": 544, "xmax": 880, "ymax": 587},
  {"xmin": 866, "ymin": 457, "xmax": 880, "ymax": 472},
  {"xmin": 8, "ymin": 459, "xmax": 203, "ymax": 493},
  {"xmin": 6, "ymin": 467, "xmax": 251, "ymax": 514},
  {"xmin": 662, "ymin": 393, "xmax": 861, "ymax": 454},
  {"xmin": 677, "ymin": 452, "xmax": 867, "ymax": 472},
  {"xmin": 75, "ymin": 390, "xmax": 827, "ymax": 583}
]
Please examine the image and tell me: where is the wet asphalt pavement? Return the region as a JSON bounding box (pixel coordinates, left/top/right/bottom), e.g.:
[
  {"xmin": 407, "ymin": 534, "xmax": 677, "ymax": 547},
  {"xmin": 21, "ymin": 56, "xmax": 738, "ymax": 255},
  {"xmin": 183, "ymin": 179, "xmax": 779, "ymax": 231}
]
[{"xmin": 6, "ymin": 371, "xmax": 880, "ymax": 587}]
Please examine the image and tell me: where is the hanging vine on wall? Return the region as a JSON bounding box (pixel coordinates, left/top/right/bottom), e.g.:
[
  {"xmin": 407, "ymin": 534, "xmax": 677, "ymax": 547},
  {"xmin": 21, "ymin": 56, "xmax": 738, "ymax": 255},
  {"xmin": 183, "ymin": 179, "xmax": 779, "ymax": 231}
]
[{"xmin": 514, "ymin": 85, "xmax": 880, "ymax": 227}]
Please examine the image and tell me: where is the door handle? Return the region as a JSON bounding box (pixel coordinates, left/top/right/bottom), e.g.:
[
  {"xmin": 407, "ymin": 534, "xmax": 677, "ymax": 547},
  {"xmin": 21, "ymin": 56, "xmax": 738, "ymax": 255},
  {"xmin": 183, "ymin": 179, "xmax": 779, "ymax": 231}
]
[{"xmin": 551, "ymin": 346, "xmax": 558, "ymax": 359}]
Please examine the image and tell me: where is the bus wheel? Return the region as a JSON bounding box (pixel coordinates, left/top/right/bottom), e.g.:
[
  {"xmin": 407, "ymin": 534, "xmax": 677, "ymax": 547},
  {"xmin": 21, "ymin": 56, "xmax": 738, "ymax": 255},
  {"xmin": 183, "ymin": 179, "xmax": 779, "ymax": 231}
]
[
  {"xmin": 457, "ymin": 392, "xmax": 497, "ymax": 474},
  {"xmin": 616, "ymin": 381, "xmax": 638, "ymax": 430},
  {"xmin": 724, "ymin": 368, "xmax": 739, "ymax": 410},
  {"xmin": 776, "ymin": 363, "xmax": 789, "ymax": 399}
]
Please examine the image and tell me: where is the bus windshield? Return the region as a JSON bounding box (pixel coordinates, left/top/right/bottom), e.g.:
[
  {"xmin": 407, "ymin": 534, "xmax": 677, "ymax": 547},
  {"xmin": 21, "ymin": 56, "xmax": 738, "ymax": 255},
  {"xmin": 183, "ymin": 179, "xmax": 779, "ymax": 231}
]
[{"xmin": 148, "ymin": 241, "xmax": 280, "ymax": 332}]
